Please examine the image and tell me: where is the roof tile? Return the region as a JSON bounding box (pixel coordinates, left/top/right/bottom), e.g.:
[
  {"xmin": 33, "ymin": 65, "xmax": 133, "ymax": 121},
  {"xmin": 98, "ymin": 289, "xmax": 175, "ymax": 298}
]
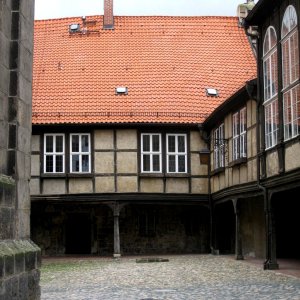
[{"xmin": 33, "ymin": 15, "xmax": 256, "ymax": 125}]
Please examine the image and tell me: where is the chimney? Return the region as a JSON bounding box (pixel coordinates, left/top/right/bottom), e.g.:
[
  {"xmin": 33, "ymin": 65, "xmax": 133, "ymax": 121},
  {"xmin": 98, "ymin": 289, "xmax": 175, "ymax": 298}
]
[{"xmin": 103, "ymin": 0, "xmax": 114, "ymax": 29}]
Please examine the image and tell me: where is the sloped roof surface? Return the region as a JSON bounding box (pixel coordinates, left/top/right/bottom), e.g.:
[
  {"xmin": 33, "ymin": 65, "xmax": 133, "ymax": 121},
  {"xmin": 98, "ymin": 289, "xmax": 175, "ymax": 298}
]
[{"xmin": 33, "ymin": 15, "xmax": 256, "ymax": 125}]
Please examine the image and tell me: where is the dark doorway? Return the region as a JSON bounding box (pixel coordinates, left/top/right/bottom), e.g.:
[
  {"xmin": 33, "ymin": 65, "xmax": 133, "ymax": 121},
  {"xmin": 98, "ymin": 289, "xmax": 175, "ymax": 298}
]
[
  {"xmin": 66, "ymin": 213, "xmax": 91, "ymax": 254},
  {"xmin": 215, "ymin": 201, "xmax": 235, "ymax": 254},
  {"xmin": 273, "ymin": 188, "xmax": 300, "ymax": 259}
]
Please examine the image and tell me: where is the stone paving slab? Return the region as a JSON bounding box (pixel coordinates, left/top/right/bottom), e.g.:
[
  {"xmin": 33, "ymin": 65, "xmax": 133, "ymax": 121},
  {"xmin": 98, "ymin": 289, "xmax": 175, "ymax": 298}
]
[{"xmin": 40, "ymin": 255, "xmax": 300, "ymax": 300}]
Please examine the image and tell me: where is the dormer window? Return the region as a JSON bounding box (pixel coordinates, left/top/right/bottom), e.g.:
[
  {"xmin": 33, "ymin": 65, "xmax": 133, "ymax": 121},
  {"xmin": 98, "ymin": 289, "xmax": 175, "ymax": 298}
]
[{"xmin": 115, "ymin": 87, "xmax": 128, "ymax": 95}]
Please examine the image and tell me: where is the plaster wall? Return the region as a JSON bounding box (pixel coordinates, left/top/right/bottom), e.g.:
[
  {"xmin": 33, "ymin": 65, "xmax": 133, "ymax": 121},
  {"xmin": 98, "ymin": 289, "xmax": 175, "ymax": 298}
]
[
  {"xmin": 285, "ymin": 143, "xmax": 300, "ymax": 172},
  {"xmin": 266, "ymin": 150, "xmax": 279, "ymax": 177}
]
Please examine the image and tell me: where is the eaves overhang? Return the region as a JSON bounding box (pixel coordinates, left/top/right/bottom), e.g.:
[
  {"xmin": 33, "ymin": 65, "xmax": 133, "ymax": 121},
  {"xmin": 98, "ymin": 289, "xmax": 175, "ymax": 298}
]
[{"xmin": 245, "ymin": 0, "xmax": 282, "ymax": 26}]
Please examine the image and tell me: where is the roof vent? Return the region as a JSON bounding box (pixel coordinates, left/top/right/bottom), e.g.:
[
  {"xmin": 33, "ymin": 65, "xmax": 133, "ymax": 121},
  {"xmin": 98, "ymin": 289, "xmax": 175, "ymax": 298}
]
[
  {"xmin": 115, "ymin": 87, "xmax": 128, "ymax": 95},
  {"xmin": 206, "ymin": 88, "xmax": 218, "ymax": 97},
  {"xmin": 69, "ymin": 24, "xmax": 80, "ymax": 33}
]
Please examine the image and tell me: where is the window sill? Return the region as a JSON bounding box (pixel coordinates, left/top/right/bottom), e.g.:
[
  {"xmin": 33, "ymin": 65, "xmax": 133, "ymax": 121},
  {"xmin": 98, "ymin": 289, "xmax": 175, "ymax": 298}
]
[
  {"xmin": 229, "ymin": 157, "xmax": 247, "ymax": 167},
  {"xmin": 139, "ymin": 173, "xmax": 190, "ymax": 178},
  {"xmin": 284, "ymin": 134, "xmax": 300, "ymax": 146},
  {"xmin": 164, "ymin": 173, "xmax": 190, "ymax": 178},
  {"xmin": 41, "ymin": 173, "xmax": 93, "ymax": 178},
  {"xmin": 139, "ymin": 173, "xmax": 164, "ymax": 178},
  {"xmin": 210, "ymin": 167, "xmax": 225, "ymax": 176},
  {"xmin": 68, "ymin": 173, "xmax": 93, "ymax": 178},
  {"xmin": 41, "ymin": 173, "xmax": 66, "ymax": 178}
]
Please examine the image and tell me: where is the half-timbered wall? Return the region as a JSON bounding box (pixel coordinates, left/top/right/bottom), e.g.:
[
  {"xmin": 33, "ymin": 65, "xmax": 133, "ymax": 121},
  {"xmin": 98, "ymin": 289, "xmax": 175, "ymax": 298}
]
[
  {"xmin": 30, "ymin": 128, "xmax": 209, "ymax": 196},
  {"xmin": 210, "ymin": 99, "xmax": 257, "ymax": 194}
]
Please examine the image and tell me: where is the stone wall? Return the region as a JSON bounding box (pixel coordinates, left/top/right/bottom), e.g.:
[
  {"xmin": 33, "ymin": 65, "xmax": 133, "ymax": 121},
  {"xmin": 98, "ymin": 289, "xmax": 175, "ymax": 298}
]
[{"xmin": 0, "ymin": 0, "xmax": 40, "ymax": 298}]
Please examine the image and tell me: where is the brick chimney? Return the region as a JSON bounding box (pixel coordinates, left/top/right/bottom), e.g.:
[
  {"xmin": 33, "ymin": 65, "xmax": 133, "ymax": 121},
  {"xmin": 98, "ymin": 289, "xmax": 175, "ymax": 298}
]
[{"xmin": 103, "ymin": 0, "xmax": 114, "ymax": 29}]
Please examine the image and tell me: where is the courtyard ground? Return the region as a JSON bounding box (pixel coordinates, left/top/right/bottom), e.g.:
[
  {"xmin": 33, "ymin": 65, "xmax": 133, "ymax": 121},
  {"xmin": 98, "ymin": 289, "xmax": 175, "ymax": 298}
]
[{"xmin": 40, "ymin": 255, "xmax": 300, "ymax": 300}]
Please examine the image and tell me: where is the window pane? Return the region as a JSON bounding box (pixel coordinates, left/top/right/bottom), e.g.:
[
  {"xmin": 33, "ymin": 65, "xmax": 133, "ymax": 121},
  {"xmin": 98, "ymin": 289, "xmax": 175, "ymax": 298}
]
[
  {"xmin": 56, "ymin": 136, "xmax": 63, "ymax": 153},
  {"xmin": 72, "ymin": 154, "xmax": 80, "ymax": 172},
  {"xmin": 152, "ymin": 135, "xmax": 160, "ymax": 152},
  {"xmin": 82, "ymin": 155, "xmax": 89, "ymax": 172},
  {"xmin": 178, "ymin": 155, "xmax": 186, "ymax": 172},
  {"xmin": 168, "ymin": 136, "xmax": 176, "ymax": 152},
  {"xmin": 72, "ymin": 135, "xmax": 79, "ymax": 152},
  {"xmin": 290, "ymin": 32, "xmax": 299, "ymax": 83},
  {"xmin": 56, "ymin": 155, "xmax": 63, "ymax": 172},
  {"xmin": 168, "ymin": 155, "xmax": 176, "ymax": 172},
  {"xmin": 45, "ymin": 155, "xmax": 53, "ymax": 172},
  {"xmin": 178, "ymin": 136, "xmax": 185, "ymax": 152},
  {"xmin": 46, "ymin": 136, "xmax": 53, "ymax": 153},
  {"xmin": 153, "ymin": 155, "xmax": 160, "ymax": 172},
  {"xmin": 233, "ymin": 137, "xmax": 239, "ymax": 160},
  {"xmin": 81, "ymin": 135, "xmax": 89, "ymax": 152},
  {"xmin": 143, "ymin": 155, "xmax": 150, "ymax": 171},
  {"xmin": 142, "ymin": 135, "xmax": 150, "ymax": 152}
]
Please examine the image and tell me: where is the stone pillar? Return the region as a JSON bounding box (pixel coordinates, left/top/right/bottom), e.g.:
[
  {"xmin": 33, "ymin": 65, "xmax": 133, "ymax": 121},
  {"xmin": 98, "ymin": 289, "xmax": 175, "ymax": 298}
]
[
  {"xmin": 210, "ymin": 203, "xmax": 218, "ymax": 255},
  {"xmin": 113, "ymin": 205, "xmax": 121, "ymax": 258},
  {"xmin": 233, "ymin": 199, "xmax": 244, "ymax": 260},
  {"xmin": 108, "ymin": 202, "xmax": 124, "ymax": 258},
  {"xmin": 264, "ymin": 193, "xmax": 278, "ymax": 270}
]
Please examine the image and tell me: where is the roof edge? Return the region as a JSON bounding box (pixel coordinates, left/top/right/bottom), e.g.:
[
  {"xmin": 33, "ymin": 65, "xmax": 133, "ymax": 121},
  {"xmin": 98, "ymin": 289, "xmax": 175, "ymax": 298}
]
[{"xmin": 203, "ymin": 79, "xmax": 257, "ymax": 130}]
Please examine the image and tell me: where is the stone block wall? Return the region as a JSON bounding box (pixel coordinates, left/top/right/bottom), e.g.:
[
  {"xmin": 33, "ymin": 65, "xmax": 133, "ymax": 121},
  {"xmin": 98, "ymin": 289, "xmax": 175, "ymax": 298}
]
[
  {"xmin": 0, "ymin": 240, "xmax": 40, "ymax": 299},
  {"xmin": 0, "ymin": 0, "xmax": 40, "ymax": 298}
]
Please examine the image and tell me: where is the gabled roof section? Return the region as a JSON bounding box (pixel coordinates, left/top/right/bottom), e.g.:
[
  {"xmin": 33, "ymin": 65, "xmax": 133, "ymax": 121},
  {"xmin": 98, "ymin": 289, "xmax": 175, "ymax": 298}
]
[{"xmin": 33, "ymin": 15, "xmax": 257, "ymax": 125}]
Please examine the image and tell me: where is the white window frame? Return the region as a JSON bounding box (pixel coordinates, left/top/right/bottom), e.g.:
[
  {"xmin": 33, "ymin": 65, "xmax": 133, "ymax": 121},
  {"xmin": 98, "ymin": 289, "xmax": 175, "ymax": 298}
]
[
  {"xmin": 214, "ymin": 123, "xmax": 225, "ymax": 169},
  {"xmin": 281, "ymin": 5, "xmax": 299, "ymax": 88},
  {"xmin": 281, "ymin": 6, "xmax": 299, "ymax": 141},
  {"xmin": 44, "ymin": 134, "xmax": 65, "ymax": 173},
  {"xmin": 70, "ymin": 133, "xmax": 91, "ymax": 173},
  {"xmin": 283, "ymin": 84, "xmax": 300, "ymax": 140},
  {"xmin": 141, "ymin": 133, "xmax": 162, "ymax": 173},
  {"xmin": 232, "ymin": 107, "xmax": 247, "ymax": 161},
  {"xmin": 166, "ymin": 133, "xmax": 187, "ymax": 173},
  {"xmin": 263, "ymin": 26, "xmax": 278, "ymax": 102},
  {"xmin": 263, "ymin": 26, "xmax": 279, "ymax": 149},
  {"xmin": 264, "ymin": 100, "xmax": 279, "ymax": 149}
]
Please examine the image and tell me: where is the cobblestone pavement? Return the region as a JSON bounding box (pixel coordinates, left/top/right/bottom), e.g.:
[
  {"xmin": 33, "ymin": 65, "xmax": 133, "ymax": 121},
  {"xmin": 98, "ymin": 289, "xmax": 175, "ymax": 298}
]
[{"xmin": 40, "ymin": 255, "xmax": 300, "ymax": 300}]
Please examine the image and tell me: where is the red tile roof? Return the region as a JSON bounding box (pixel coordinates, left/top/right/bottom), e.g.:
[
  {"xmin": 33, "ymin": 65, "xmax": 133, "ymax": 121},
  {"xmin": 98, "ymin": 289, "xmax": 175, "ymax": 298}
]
[{"xmin": 32, "ymin": 15, "xmax": 256, "ymax": 125}]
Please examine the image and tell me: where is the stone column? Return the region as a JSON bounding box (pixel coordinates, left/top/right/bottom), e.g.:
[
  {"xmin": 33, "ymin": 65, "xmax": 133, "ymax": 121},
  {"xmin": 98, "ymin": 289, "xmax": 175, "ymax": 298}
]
[
  {"xmin": 108, "ymin": 202, "xmax": 124, "ymax": 258},
  {"xmin": 233, "ymin": 199, "xmax": 244, "ymax": 260},
  {"xmin": 113, "ymin": 205, "xmax": 121, "ymax": 258},
  {"xmin": 210, "ymin": 203, "xmax": 218, "ymax": 255}
]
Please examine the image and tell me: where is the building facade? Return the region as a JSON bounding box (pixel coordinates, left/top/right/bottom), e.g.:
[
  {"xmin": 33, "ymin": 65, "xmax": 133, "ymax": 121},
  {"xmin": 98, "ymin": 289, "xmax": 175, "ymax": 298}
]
[
  {"xmin": 245, "ymin": 0, "xmax": 300, "ymax": 269},
  {"xmin": 29, "ymin": 0, "xmax": 300, "ymax": 270},
  {"xmin": 30, "ymin": 1, "xmax": 257, "ymax": 258}
]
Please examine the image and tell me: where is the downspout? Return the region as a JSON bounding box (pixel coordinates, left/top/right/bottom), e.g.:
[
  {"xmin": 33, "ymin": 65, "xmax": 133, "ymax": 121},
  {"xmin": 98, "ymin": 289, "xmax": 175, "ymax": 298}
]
[
  {"xmin": 198, "ymin": 124, "xmax": 215, "ymax": 254},
  {"xmin": 244, "ymin": 22, "xmax": 277, "ymax": 269}
]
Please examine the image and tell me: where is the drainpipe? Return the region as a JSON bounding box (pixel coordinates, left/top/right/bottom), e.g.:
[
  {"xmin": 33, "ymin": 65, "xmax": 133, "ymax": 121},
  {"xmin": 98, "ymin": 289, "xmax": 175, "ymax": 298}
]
[
  {"xmin": 244, "ymin": 23, "xmax": 279, "ymax": 270},
  {"xmin": 198, "ymin": 124, "xmax": 217, "ymax": 254}
]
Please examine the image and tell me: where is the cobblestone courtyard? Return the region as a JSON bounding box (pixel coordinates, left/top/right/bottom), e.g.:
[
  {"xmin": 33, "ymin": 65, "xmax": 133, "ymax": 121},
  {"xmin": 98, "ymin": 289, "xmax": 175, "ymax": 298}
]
[{"xmin": 41, "ymin": 255, "xmax": 300, "ymax": 300}]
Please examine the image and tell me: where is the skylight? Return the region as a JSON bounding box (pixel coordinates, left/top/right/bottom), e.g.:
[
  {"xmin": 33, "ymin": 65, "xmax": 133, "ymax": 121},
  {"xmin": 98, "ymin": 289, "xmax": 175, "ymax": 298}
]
[
  {"xmin": 206, "ymin": 88, "xmax": 218, "ymax": 97},
  {"xmin": 69, "ymin": 24, "xmax": 80, "ymax": 33},
  {"xmin": 115, "ymin": 87, "xmax": 128, "ymax": 95}
]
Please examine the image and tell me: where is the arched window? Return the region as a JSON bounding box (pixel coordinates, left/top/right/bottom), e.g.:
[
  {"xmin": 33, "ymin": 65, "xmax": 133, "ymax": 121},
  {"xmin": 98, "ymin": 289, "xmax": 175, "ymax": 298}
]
[
  {"xmin": 282, "ymin": 5, "xmax": 299, "ymax": 140},
  {"xmin": 263, "ymin": 26, "xmax": 278, "ymax": 149}
]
